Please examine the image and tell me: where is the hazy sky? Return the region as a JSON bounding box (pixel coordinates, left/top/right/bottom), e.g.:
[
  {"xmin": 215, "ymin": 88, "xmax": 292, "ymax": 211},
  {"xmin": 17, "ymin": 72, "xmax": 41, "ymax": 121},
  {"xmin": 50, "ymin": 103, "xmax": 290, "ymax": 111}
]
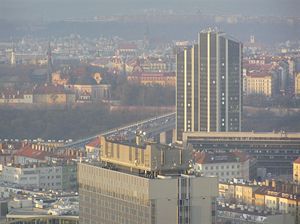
[{"xmin": 1, "ymin": 0, "xmax": 299, "ymax": 22}]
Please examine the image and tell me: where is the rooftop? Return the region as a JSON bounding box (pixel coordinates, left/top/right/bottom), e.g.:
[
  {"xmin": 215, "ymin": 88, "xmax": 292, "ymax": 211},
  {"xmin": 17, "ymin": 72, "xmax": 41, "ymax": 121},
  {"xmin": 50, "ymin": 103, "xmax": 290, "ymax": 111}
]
[
  {"xmin": 14, "ymin": 145, "xmax": 51, "ymax": 161},
  {"xmin": 194, "ymin": 151, "xmax": 249, "ymax": 164}
]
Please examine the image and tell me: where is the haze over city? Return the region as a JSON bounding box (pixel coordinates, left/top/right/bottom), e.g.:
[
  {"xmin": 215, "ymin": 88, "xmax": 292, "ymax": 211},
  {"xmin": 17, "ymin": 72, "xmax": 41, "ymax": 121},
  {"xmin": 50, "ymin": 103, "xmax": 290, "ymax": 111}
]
[{"xmin": 0, "ymin": 0, "xmax": 300, "ymax": 223}]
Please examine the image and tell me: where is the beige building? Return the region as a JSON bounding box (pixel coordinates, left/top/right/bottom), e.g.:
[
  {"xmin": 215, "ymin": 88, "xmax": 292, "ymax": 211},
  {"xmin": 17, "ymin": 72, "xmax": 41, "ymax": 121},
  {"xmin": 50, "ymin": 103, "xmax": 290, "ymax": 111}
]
[
  {"xmin": 194, "ymin": 151, "xmax": 250, "ymax": 182},
  {"xmin": 0, "ymin": 89, "xmax": 33, "ymax": 104},
  {"xmin": 78, "ymin": 136, "xmax": 219, "ymax": 224},
  {"xmin": 243, "ymin": 73, "xmax": 273, "ymax": 96},
  {"xmin": 293, "ymin": 157, "xmax": 300, "ymax": 184},
  {"xmin": 100, "ymin": 136, "xmax": 191, "ymax": 173},
  {"xmin": 295, "ymin": 73, "xmax": 300, "ymax": 97},
  {"xmin": 65, "ymin": 84, "xmax": 110, "ymax": 102},
  {"xmin": 219, "ymin": 181, "xmax": 259, "ymax": 205}
]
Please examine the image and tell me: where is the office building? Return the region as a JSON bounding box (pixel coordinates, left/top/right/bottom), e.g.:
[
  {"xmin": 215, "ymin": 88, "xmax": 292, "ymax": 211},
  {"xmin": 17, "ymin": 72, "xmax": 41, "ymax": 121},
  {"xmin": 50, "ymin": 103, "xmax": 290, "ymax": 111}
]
[
  {"xmin": 78, "ymin": 136, "xmax": 218, "ymax": 224},
  {"xmin": 176, "ymin": 29, "xmax": 242, "ymax": 141}
]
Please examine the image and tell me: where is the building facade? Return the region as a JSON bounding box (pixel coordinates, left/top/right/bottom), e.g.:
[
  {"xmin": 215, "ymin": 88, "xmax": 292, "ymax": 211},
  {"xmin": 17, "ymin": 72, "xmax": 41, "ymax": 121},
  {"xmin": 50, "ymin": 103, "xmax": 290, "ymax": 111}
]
[
  {"xmin": 78, "ymin": 163, "xmax": 218, "ymax": 224},
  {"xmin": 78, "ymin": 136, "xmax": 219, "ymax": 224},
  {"xmin": 194, "ymin": 151, "xmax": 250, "ymax": 182},
  {"xmin": 176, "ymin": 29, "xmax": 242, "ymax": 141},
  {"xmin": 183, "ymin": 131, "xmax": 300, "ymax": 176},
  {"xmin": 243, "ymin": 73, "xmax": 273, "ymax": 96}
]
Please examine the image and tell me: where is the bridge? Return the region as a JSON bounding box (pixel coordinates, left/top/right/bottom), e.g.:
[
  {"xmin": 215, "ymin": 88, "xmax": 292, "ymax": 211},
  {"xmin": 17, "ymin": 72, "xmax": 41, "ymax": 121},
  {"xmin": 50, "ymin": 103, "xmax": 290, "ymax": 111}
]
[{"xmin": 62, "ymin": 112, "xmax": 176, "ymax": 149}]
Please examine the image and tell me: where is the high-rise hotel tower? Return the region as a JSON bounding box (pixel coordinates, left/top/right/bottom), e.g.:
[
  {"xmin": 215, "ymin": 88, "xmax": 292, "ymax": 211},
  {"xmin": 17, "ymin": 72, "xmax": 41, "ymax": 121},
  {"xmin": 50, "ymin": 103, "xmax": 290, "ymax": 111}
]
[{"xmin": 176, "ymin": 29, "xmax": 242, "ymax": 141}]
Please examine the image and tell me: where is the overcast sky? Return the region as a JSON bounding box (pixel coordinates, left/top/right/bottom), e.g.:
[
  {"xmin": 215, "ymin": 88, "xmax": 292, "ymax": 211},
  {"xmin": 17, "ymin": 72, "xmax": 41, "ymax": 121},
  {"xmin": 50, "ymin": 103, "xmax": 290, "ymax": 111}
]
[{"xmin": 0, "ymin": 0, "xmax": 299, "ymax": 22}]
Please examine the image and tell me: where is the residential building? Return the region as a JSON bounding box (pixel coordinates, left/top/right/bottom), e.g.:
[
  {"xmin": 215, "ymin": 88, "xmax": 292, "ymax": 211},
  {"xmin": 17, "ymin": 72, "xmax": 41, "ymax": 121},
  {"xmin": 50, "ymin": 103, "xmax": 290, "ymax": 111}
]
[
  {"xmin": 65, "ymin": 81, "xmax": 111, "ymax": 102},
  {"xmin": 1, "ymin": 162, "xmax": 77, "ymax": 191},
  {"xmin": 14, "ymin": 145, "xmax": 50, "ymax": 165},
  {"xmin": 219, "ymin": 181, "xmax": 259, "ymax": 205},
  {"xmin": 194, "ymin": 151, "xmax": 250, "ymax": 181},
  {"xmin": 85, "ymin": 137, "xmax": 101, "ymax": 160},
  {"xmin": 219, "ymin": 179, "xmax": 300, "ymax": 223},
  {"xmin": 176, "ymin": 29, "xmax": 242, "ymax": 141},
  {"xmin": 127, "ymin": 72, "xmax": 176, "ymax": 86},
  {"xmin": 293, "ymin": 157, "xmax": 300, "ymax": 184},
  {"xmin": 32, "ymin": 85, "xmax": 75, "ymax": 105},
  {"xmin": 0, "ymin": 89, "xmax": 33, "ymax": 104},
  {"xmin": 243, "ymin": 72, "xmax": 274, "ymax": 96}
]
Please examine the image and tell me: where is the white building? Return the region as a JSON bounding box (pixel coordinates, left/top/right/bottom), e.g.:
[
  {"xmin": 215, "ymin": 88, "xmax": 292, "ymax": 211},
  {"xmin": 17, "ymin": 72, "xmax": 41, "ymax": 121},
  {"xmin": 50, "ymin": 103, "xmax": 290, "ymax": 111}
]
[
  {"xmin": 194, "ymin": 151, "xmax": 250, "ymax": 182},
  {"xmin": 1, "ymin": 164, "xmax": 63, "ymax": 190}
]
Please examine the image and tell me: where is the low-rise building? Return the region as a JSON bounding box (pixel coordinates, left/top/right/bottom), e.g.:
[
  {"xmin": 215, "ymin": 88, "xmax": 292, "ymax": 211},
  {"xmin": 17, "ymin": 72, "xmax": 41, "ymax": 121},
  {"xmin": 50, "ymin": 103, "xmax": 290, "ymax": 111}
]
[
  {"xmin": 0, "ymin": 89, "xmax": 33, "ymax": 104},
  {"xmin": 85, "ymin": 137, "xmax": 101, "ymax": 160},
  {"xmin": 219, "ymin": 181, "xmax": 259, "ymax": 205},
  {"xmin": 295, "ymin": 73, "xmax": 300, "ymax": 97},
  {"xmin": 217, "ymin": 205, "xmax": 294, "ymax": 224},
  {"xmin": 32, "ymin": 85, "xmax": 75, "ymax": 105},
  {"xmin": 1, "ymin": 162, "xmax": 77, "ymax": 191},
  {"xmin": 194, "ymin": 151, "xmax": 250, "ymax": 182},
  {"xmin": 293, "ymin": 157, "xmax": 300, "ymax": 184}
]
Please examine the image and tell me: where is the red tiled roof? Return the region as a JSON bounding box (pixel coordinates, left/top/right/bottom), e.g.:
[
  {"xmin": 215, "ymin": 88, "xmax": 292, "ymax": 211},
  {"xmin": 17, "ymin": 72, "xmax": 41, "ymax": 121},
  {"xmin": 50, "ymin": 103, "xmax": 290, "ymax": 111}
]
[
  {"xmin": 294, "ymin": 157, "xmax": 300, "ymax": 164},
  {"xmin": 194, "ymin": 151, "xmax": 249, "ymax": 164},
  {"xmin": 86, "ymin": 137, "xmax": 101, "ymax": 148},
  {"xmin": 14, "ymin": 145, "xmax": 50, "ymax": 160}
]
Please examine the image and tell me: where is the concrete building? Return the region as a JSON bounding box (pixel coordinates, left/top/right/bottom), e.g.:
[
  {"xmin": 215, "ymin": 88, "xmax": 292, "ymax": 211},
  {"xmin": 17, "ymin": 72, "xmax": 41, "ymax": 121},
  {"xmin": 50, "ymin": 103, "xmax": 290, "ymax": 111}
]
[
  {"xmin": 78, "ymin": 136, "xmax": 218, "ymax": 224},
  {"xmin": 217, "ymin": 206, "xmax": 294, "ymax": 224},
  {"xmin": 194, "ymin": 151, "xmax": 250, "ymax": 181},
  {"xmin": 183, "ymin": 131, "xmax": 300, "ymax": 176},
  {"xmin": 176, "ymin": 29, "xmax": 242, "ymax": 141}
]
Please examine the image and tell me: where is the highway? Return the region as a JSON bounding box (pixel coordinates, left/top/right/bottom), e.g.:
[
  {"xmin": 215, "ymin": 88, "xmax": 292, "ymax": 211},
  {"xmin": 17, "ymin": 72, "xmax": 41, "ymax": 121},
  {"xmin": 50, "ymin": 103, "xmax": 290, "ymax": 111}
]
[{"xmin": 62, "ymin": 112, "xmax": 176, "ymax": 149}]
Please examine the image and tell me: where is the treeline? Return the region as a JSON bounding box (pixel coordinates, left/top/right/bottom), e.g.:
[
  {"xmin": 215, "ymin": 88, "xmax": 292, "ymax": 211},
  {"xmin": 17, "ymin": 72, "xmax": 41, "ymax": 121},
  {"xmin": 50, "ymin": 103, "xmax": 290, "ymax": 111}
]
[
  {"xmin": 243, "ymin": 110, "xmax": 300, "ymax": 132},
  {"xmin": 108, "ymin": 76, "xmax": 175, "ymax": 106},
  {"xmin": 244, "ymin": 94, "xmax": 300, "ymax": 108}
]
